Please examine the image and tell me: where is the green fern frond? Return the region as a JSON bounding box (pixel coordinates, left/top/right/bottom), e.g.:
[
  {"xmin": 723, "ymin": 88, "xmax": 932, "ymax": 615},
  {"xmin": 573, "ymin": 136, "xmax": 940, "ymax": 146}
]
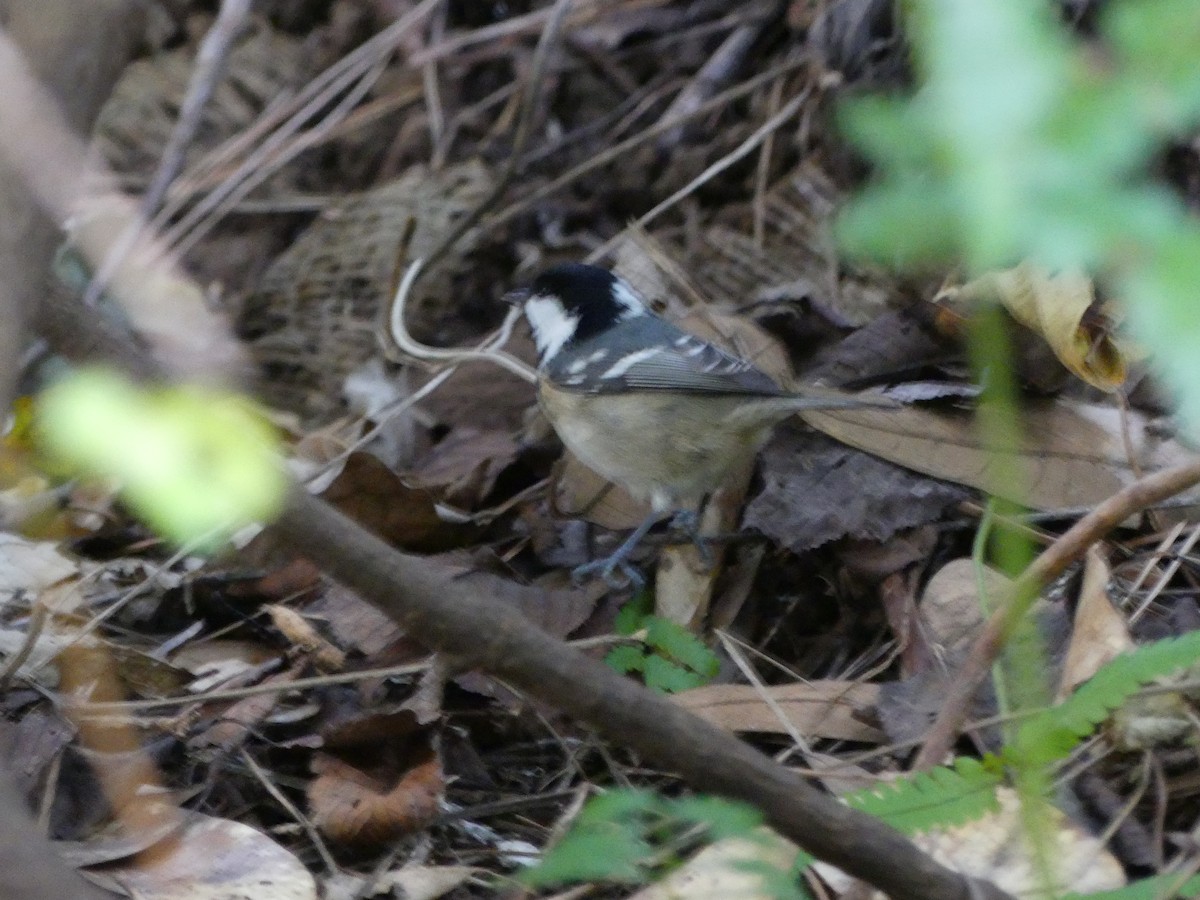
[
  {"xmin": 845, "ymin": 757, "xmax": 1003, "ymax": 834},
  {"xmin": 1013, "ymin": 631, "xmax": 1200, "ymax": 767}
]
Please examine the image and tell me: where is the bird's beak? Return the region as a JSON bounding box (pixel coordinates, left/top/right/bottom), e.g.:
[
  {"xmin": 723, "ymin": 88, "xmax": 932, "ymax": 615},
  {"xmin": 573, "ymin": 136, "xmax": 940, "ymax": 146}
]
[{"xmin": 502, "ymin": 287, "xmax": 530, "ymax": 306}]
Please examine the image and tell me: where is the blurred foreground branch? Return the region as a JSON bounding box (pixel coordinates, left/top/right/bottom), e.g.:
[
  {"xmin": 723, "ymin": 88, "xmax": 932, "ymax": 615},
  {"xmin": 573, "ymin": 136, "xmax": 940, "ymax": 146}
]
[{"xmin": 0, "ymin": 3, "xmax": 144, "ymax": 899}]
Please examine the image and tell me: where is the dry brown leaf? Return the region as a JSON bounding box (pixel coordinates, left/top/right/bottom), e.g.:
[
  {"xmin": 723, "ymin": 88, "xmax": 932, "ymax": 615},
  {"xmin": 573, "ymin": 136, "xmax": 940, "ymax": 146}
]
[
  {"xmin": 877, "ymin": 559, "xmax": 1012, "ymax": 745},
  {"xmin": 170, "ymin": 638, "xmax": 280, "ymax": 692},
  {"xmin": 745, "ymin": 425, "xmax": 968, "ymax": 552},
  {"xmin": 674, "ymin": 680, "xmax": 883, "ymax": 742},
  {"xmin": 288, "ymin": 415, "xmax": 366, "ymax": 492},
  {"xmin": 84, "ymin": 813, "xmax": 316, "ymax": 900},
  {"xmin": 1058, "ymin": 547, "xmax": 1133, "ymax": 700},
  {"xmin": 0, "ymin": 707, "xmax": 75, "ymax": 801},
  {"xmin": 102, "ymin": 642, "xmax": 194, "ymax": 699},
  {"xmin": 413, "ymin": 331, "xmax": 538, "ymax": 435},
  {"xmin": 423, "ymin": 555, "xmax": 601, "ymax": 640},
  {"xmin": 654, "ymin": 460, "xmax": 754, "ymax": 629},
  {"xmin": 321, "ymin": 451, "xmax": 475, "ymax": 552},
  {"xmin": 302, "ymin": 582, "xmax": 408, "ymax": 659},
  {"xmin": 937, "ymin": 263, "xmax": 1136, "ymax": 391},
  {"xmin": 190, "ymin": 666, "xmax": 303, "ymax": 751},
  {"xmin": 804, "ymin": 399, "xmax": 1200, "ymax": 513},
  {"xmin": 264, "ymin": 604, "xmax": 346, "ymax": 672},
  {"xmin": 838, "ymin": 527, "xmax": 939, "ymax": 583},
  {"xmin": 408, "ymin": 427, "xmax": 521, "ymax": 509},
  {"xmin": 321, "ymin": 706, "xmax": 424, "ymax": 749},
  {"xmin": 552, "ymin": 451, "xmax": 647, "ymax": 530},
  {"xmin": 240, "ymin": 557, "xmax": 322, "ymax": 602},
  {"xmin": 55, "ymin": 815, "xmax": 183, "ymax": 868},
  {"xmin": 309, "ymin": 738, "xmax": 442, "ymax": 847}
]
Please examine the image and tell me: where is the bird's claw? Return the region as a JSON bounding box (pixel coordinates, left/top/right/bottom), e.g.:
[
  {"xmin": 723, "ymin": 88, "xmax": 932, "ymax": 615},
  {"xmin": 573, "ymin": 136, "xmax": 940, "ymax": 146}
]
[
  {"xmin": 670, "ymin": 510, "xmax": 713, "ymax": 567},
  {"xmin": 571, "ymin": 556, "xmax": 645, "ymax": 589}
]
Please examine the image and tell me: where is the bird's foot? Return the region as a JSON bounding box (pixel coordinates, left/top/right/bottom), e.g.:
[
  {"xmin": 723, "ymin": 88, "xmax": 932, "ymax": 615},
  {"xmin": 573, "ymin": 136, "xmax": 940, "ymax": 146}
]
[
  {"xmin": 669, "ymin": 509, "xmax": 713, "ymax": 567},
  {"xmin": 571, "ymin": 554, "xmax": 645, "ymax": 589},
  {"xmin": 570, "ymin": 510, "xmax": 662, "ymax": 589}
]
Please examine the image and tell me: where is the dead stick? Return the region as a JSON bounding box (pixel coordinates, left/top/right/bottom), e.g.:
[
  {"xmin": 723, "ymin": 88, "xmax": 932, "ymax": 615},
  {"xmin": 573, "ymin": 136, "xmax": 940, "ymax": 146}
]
[{"xmin": 913, "ymin": 457, "xmax": 1200, "ymax": 770}]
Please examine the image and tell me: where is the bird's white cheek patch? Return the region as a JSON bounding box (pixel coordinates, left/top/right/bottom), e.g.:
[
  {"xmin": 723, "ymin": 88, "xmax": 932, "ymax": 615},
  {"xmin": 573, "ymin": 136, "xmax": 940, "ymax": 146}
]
[{"xmin": 524, "ymin": 296, "xmax": 579, "ymax": 361}]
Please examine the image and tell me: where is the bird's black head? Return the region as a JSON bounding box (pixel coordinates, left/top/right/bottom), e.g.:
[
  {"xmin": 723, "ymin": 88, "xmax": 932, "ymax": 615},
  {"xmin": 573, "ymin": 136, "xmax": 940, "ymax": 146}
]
[{"xmin": 519, "ymin": 263, "xmax": 647, "ymax": 363}]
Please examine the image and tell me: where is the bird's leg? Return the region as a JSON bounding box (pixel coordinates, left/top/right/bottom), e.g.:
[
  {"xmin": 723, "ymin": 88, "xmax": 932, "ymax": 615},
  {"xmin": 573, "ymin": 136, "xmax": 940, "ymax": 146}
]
[
  {"xmin": 669, "ymin": 508, "xmax": 713, "ymax": 567},
  {"xmin": 571, "ymin": 510, "xmax": 663, "ymax": 589}
]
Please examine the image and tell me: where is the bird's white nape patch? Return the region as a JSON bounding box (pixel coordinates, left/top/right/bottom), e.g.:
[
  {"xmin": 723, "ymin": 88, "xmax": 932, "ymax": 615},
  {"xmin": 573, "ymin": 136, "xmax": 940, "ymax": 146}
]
[
  {"xmin": 610, "ymin": 279, "xmax": 648, "ymax": 319},
  {"xmin": 524, "ymin": 295, "xmax": 579, "ymax": 362}
]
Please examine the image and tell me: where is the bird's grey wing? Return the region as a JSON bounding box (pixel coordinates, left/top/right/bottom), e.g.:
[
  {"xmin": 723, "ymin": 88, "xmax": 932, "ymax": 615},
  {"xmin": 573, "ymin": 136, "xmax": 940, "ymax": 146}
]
[{"xmin": 546, "ymin": 317, "xmax": 786, "ymax": 396}]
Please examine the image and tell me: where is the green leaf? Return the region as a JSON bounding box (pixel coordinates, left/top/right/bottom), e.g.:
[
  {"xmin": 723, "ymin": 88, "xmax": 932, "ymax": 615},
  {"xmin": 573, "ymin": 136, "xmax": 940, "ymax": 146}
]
[
  {"xmin": 838, "ymin": 96, "xmax": 933, "ymax": 170},
  {"xmin": 668, "ymin": 795, "xmax": 763, "ymax": 840},
  {"xmin": 645, "ymin": 617, "xmax": 719, "ymax": 678},
  {"xmin": 642, "ymin": 654, "xmax": 709, "ymax": 693},
  {"xmin": 836, "ymin": 182, "xmax": 961, "ymax": 269},
  {"xmin": 36, "ymin": 369, "xmax": 285, "ymax": 550},
  {"xmin": 846, "ymin": 757, "xmax": 1003, "ymax": 835},
  {"xmin": 523, "ymin": 790, "xmax": 660, "ymax": 887},
  {"xmin": 605, "ymin": 644, "xmax": 647, "ymax": 675},
  {"xmin": 579, "ymin": 788, "xmax": 661, "ymax": 823},
  {"xmin": 1119, "ymin": 224, "xmax": 1200, "ymax": 440},
  {"xmin": 614, "ymin": 594, "xmax": 652, "ymax": 635},
  {"xmin": 523, "ymin": 822, "xmax": 652, "ymax": 886},
  {"xmin": 1012, "ymin": 631, "xmax": 1200, "ymax": 768},
  {"xmin": 1107, "ymin": 0, "xmax": 1200, "ymax": 128}
]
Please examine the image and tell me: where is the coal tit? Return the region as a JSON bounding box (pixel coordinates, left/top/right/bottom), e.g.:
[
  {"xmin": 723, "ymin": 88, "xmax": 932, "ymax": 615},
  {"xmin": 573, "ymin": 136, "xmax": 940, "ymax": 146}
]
[{"xmin": 508, "ymin": 263, "xmax": 893, "ymax": 586}]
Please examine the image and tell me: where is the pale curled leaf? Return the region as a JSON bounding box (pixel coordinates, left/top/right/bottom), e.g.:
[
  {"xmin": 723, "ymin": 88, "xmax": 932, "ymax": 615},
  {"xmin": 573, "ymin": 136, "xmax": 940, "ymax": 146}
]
[
  {"xmin": 938, "ymin": 263, "xmax": 1137, "ymax": 391},
  {"xmin": 817, "ymin": 788, "xmax": 1125, "ymax": 897},
  {"xmin": 625, "ymin": 828, "xmax": 801, "ymax": 900},
  {"xmin": 322, "ymin": 866, "xmax": 473, "ymax": 900},
  {"xmin": 85, "ymin": 813, "xmax": 316, "ymax": 900},
  {"xmin": 1057, "ymin": 548, "xmax": 1133, "ymax": 700},
  {"xmin": 0, "ymin": 533, "xmax": 79, "ymax": 592}
]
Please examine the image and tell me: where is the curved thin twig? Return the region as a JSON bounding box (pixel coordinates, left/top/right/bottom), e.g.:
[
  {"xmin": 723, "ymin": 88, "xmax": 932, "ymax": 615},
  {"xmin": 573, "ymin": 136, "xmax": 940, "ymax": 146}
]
[{"xmin": 388, "ymin": 257, "xmax": 535, "ymax": 382}]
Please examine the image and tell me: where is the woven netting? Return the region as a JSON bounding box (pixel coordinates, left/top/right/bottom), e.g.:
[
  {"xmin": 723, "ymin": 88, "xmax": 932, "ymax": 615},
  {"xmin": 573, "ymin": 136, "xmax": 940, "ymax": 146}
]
[
  {"xmin": 94, "ymin": 19, "xmax": 311, "ymax": 179},
  {"xmin": 238, "ymin": 160, "xmax": 491, "ymax": 422}
]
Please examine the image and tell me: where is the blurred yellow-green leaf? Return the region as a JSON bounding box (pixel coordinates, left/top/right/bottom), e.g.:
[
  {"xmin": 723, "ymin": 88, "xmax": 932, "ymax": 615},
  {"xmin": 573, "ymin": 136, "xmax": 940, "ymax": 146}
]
[{"xmin": 36, "ymin": 369, "xmax": 285, "ymax": 549}]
